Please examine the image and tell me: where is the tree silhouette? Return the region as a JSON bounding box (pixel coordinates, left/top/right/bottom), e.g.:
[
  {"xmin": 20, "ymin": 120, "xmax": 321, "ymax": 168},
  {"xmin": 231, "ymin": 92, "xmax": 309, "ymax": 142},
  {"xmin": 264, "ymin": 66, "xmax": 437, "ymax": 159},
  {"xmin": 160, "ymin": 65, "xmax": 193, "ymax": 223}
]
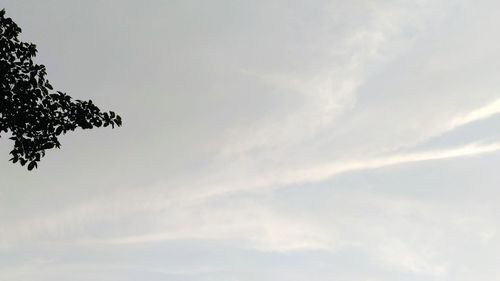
[{"xmin": 0, "ymin": 9, "xmax": 121, "ymax": 170}]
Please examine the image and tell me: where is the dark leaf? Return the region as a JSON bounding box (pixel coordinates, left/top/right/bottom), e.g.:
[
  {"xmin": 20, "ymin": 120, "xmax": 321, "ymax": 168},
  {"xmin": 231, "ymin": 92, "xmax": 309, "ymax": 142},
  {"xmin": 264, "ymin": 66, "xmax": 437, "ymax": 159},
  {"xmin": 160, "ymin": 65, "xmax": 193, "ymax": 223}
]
[{"xmin": 27, "ymin": 161, "xmax": 36, "ymax": 171}]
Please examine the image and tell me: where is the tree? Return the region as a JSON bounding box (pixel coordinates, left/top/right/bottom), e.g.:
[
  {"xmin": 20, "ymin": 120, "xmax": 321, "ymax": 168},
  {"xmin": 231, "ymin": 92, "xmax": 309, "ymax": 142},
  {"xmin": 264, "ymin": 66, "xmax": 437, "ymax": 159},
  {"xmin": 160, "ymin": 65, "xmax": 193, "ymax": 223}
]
[{"xmin": 0, "ymin": 9, "xmax": 122, "ymax": 170}]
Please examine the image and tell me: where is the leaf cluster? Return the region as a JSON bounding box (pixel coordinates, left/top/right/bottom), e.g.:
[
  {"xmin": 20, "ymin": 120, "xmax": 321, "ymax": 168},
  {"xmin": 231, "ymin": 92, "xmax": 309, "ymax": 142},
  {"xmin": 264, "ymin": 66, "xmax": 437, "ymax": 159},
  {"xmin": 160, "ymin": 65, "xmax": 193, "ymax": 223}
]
[{"xmin": 0, "ymin": 9, "xmax": 122, "ymax": 170}]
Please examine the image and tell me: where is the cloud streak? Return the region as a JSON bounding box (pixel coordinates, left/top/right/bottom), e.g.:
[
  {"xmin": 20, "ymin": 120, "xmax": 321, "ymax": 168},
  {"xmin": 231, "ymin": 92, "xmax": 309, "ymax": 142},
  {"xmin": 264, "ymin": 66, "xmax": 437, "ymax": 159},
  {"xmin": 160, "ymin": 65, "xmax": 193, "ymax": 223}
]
[
  {"xmin": 276, "ymin": 142, "xmax": 500, "ymax": 187},
  {"xmin": 3, "ymin": 141, "xmax": 500, "ymax": 250},
  {"xmin": 449, "ymin": 98, "xmax": 500, "ymax": 129}
]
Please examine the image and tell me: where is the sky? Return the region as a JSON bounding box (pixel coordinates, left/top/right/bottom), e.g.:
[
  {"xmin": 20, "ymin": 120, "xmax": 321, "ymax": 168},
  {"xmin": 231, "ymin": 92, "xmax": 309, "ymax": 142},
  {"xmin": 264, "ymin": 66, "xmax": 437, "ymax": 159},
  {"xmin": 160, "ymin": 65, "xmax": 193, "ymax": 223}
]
[{"xmin": 2, "ymin": 0, "xmax": 500, "ymax": 280}]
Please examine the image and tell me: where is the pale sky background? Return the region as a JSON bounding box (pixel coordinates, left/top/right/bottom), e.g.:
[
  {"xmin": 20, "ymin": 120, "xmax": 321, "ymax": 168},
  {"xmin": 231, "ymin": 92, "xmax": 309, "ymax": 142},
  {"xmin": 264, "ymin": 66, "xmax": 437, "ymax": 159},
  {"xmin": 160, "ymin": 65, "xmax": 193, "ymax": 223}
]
[{"xmin": 2, "ymin": 1, "xmax": 500, "ymax": 280}]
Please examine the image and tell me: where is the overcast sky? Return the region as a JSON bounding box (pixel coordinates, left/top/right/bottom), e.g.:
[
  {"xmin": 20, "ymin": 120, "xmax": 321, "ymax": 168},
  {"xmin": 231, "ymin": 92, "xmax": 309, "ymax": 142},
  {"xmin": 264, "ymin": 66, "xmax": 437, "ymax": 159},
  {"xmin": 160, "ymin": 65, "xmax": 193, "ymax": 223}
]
[{"xmin": 3, "ymin": 1, "xmax": 500, "ymax": 280}]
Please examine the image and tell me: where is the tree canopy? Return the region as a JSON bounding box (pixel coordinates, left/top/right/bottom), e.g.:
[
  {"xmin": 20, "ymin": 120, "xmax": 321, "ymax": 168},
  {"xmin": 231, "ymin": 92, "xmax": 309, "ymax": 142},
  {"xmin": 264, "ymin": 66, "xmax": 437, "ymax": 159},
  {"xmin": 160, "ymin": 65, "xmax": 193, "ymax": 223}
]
[{"xmin": 0, "ymin": 9, "xmax": 121, "ymax": 170}]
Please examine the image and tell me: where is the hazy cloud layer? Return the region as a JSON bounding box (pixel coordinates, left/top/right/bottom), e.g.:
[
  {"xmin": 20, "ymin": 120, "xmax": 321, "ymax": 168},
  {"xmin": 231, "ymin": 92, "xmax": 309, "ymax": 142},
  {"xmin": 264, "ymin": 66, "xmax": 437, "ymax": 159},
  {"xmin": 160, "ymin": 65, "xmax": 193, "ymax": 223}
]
[{"xmin": 2, "ymin": 1, "xmax": 500, "ymax": 280}]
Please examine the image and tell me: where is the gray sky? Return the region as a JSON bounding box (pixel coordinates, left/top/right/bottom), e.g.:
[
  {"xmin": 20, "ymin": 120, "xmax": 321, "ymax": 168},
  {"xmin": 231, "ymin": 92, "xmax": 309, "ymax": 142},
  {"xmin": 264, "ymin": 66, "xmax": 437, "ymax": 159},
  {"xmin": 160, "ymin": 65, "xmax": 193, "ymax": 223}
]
[{"xmin": 2, "ymin": 1, "xmax": 500, "ymax": 280}]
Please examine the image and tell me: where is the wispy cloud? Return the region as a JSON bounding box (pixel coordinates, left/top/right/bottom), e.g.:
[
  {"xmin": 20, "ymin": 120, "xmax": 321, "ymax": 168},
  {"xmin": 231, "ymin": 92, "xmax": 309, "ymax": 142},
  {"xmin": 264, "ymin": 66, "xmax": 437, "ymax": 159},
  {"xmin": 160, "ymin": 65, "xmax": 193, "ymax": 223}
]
[
  {"xmin": 202, "ymin": 142, "xmax": 500, "ymax": 199},
  {"xmin": 106, "ymin": 204, "xmax": 333, "ymax": 253},
  {"xmin": 274, "ymin": 142, "xmax": 500, "ymax": 187},
  {"xmin": 217, "ymin": 1, "xmax": 432, "ymax": 158},
  {"xmin": 3, "ymin": 141, "xmax": 500, "ymax": 250},
  {"xmin": 449, "ymin": 98, "xmax": 500, "ymax": 129}
]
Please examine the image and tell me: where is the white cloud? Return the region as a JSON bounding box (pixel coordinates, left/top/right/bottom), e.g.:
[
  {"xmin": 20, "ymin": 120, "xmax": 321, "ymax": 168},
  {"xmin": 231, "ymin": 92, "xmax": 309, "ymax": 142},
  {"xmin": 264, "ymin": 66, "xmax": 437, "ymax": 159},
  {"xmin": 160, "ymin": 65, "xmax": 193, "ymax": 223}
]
[
  {"xmin": 449, "ymin": 98, "xmax": 500, "ymax": 130},
  {"xmin": 3, "ymin": 141, "xmax": 500, "ymax": 249},
  {"xmin": 275, "ymin": 142, "xmax": 500, "ymax": 187},
  {"xmin": 107, "ymin": 204, "xmax": 334, "ymax": 253},
  {"xmin": 216, "ymin": 1, "xmax": 435, "ymax": 158}
]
